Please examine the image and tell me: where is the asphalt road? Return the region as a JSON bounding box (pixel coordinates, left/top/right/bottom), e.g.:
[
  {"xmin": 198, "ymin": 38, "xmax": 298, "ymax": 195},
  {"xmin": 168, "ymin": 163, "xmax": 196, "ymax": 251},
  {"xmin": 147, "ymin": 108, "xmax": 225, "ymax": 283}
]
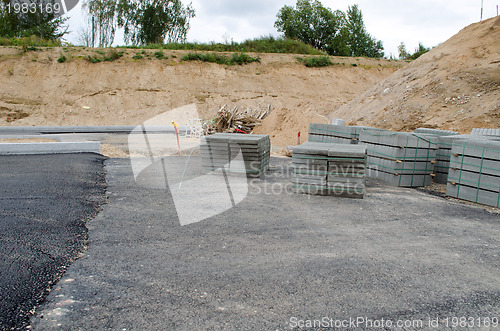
[
  {"xmin": 28, "ymin": 157, "xmax": 500, "ymax": 330},
  {"xmin": 0, "ymin": 154, "xmax": 107, "ymax": 330}
]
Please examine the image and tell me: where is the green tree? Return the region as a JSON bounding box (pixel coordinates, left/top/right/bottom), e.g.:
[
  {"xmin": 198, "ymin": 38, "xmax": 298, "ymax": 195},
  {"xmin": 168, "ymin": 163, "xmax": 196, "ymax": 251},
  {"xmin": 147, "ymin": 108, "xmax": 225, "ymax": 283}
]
[
  {"xmin": 117, "ymin": 0, "xmax": 195, "ymax": 45},
  {"xmin": 398, "ymin": 42, "xmax": 409, "ymax": 59},
  {"xmin": 0, "ymin": 0, "xmax": 68, "ymax": 39},
  {"xmin": 83, "ymin": 0, "xmax": 118, "ymax": 47},
  {"xmin": 398, "ymin": 42, "xmax": 430, "ymax": 60},
  {"xmin": 275, "ymin": 1, "xmax": 383, "ymax": 58},
  {"xmin": 344, "ymin": 4, "xmax": 383, "ymax": 58},
  {"xmin": 408, "ymin": 42, "xmax": 430, "ymax": 60},
  {"xmin": 274, "ymin": 0, "xmax": 347, "ymax": 55}
]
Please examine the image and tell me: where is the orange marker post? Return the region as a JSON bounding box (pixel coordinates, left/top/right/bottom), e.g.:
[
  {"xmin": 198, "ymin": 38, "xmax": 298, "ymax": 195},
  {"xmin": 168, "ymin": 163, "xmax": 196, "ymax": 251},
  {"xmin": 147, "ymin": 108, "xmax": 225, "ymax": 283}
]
[{"xmin": 172, "ymin": 121, "xmax": 181, "ymax": 156}]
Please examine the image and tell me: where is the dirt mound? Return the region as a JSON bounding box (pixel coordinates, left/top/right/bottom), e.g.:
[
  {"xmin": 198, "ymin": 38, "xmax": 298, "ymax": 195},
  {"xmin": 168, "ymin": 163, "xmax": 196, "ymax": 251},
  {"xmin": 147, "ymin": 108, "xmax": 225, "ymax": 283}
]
[
  {"xmin": 331, "ymin": 17, "xmax": 500, "ymax": 133},
  {"xmin": 0, "ymin": 48, "xmax": 401, "ymax": 146}
]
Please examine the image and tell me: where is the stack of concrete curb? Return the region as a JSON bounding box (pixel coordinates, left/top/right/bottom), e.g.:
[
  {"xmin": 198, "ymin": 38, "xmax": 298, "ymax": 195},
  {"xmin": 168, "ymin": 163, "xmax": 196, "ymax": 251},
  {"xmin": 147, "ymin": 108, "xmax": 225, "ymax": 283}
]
[
  {"xmin": 200, "ymin": 133, "xmax": 270, "ymax": 177},
  {"xmin": 292, "ymin": 142, "xmax": 366, "ymax": 198},
  {"xmin": 359, "ymin": 131, "xmax": 438, "ymax": 187},
  {"xmin": 471, "ymin": 128, "xmax": 500, "ymax": 137},
  {"xmin": 308, "ymin": 124, "xmax": 386, "ymax": 145},
  {"xmin": 447, "ymin": 139, "xmax": 500, "ymax": 208},
  {"xmin": 0, "ymin": 142, "xmax": 101, "ymax": 155},
  {"xmin": 414, "ymin": 128, "xmax": 459, "ymax": 136},
  {"xmin": 433, "ymin": 135, "xmax": 471, "ymax": 184},
  {"xmin": 0, "ymin": 125, "xmax": 182, "ymax": 135}
]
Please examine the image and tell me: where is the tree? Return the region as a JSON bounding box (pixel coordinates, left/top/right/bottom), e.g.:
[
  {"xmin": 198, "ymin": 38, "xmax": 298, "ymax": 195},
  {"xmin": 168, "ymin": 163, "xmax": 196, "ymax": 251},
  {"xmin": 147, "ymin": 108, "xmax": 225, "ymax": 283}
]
[
  {"xmin": 0, "ymin": 0, "xmax": 68, "ymax": 39},
  {"xmin": 274, "ymin": 0, "xmax": 347, "ymax": 55},
  {"xmin": 117, "ymin": 0, "xmax": 195, "ymax": 45},
  {"xmin": 398, "ymin": 42, "xmax": 409, "ymax": 59},
  {"xmin": 398, "ymin": 42, "xmax": 430, "ymax": 60},
  {"xmin": 408, "ymin": 42, "xmax": 430, "ymax": 60},
  {"xmin": 83, "ymin": 0, "xmax": 118, "ymax": 47},
  {"xmin": 275, "ymin": 0, "xmax": 383, "ymax": 57},
  {"xmin": 344, "ymin": 4, "xmax": 383, "ymax": 58}
]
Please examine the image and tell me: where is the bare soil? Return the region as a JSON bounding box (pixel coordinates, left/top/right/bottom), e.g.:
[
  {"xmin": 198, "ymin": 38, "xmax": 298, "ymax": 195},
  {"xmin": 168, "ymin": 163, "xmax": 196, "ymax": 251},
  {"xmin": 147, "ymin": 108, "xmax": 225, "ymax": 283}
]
[{"xmin": 0, "ymin": 47, "xmax": 402, "ymax": 146}]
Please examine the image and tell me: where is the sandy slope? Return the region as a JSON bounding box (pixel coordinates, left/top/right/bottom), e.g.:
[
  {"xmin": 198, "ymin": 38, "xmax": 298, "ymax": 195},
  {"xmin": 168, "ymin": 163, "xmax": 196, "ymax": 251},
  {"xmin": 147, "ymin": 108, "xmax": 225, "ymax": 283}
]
[
  {"xmin": 0, "ymin": 48, "xmax": 401, "ymax": 146},
  {"xmin": 331, "ymin": 17, "xmax": 500, "ymax": 133}
]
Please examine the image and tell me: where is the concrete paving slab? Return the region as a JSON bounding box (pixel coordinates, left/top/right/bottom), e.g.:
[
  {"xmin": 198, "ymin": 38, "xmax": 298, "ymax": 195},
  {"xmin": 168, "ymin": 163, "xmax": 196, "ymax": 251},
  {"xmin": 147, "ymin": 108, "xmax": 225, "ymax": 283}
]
[
  {"xmin": 447, "ymin": 183, "xmax": 500, "ymax": 208},
  {"xmin": 367, "ymin": 156, "xmax": 435, "ymax": 173},
  {"xmin": 471, "ymin": 128, "xmax": 500, "ymax": 136},
  {"xmin": 292, "ymin": 158, "xmax": 329, "ymax": 166},
  {"xmin": 367, "ymin": 167, "xmax": 432, "ymax": 187},
  {"xmin": 414, "ymin": 128, "xmax": 459, "ymax": 136},
  {"xmin": 448, "ymin": 169, "xmax": 500, "ymax": 192},
  {"xmin": 327, "ymin": 144, "xmax": 366, "ymax": 158},
  {"xmin": 292, "ymin": 178, "xmax": 328, "ymax": 186},
  {"xmin": 0, "ymin": 142, "xmax": 101, "ymax": 155},
  {"xmin": 308, "ymin": 134, "xmax": 356, "ymax": 145},
  {"xmin": 434, "ymin": 172, "xmax": 448, "ymax": 184},
  {"xmin": 451, "ymin": 139, "xmax": 500, "ymax": 160},
  {"xmin": 366, "ymin": 144, "xmax": 437, "ymax": 161},
  {"xmin": 449, "ymin": 155, "xmax": 500, "ymax": 177},
  {"xmin": 360, "ymin": 131, "xmax": 438, "ymax": 149},
  {"xmin": 327, "ymin": 176, "xmax": 366, "ymax": 185}
]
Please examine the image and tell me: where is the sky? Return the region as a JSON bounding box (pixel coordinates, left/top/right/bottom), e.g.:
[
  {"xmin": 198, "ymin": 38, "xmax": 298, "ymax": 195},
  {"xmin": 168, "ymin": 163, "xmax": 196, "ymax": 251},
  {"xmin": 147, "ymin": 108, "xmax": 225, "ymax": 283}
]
[{"xmin": 64, "ymin": 0, "xmax": 500, "ymax": 58}]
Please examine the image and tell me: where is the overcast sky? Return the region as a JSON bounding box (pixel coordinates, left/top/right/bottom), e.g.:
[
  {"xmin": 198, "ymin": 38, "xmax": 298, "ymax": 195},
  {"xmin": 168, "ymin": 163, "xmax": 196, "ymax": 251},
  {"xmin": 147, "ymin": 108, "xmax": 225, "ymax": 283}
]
[{"xmin": 64, "ymin": 0, "xmax": 499, "ymax": 58}]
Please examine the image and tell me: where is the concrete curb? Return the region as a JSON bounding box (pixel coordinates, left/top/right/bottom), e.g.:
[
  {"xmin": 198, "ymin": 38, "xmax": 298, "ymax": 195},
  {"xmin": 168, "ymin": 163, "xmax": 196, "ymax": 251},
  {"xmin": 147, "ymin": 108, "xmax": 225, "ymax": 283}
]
[
  {"xmin": 0, "ymin": 142, "xmax": 101, "ymax": 155},
  {"xmin": 0, "ymin": 126, "xmax": 187, "ymax": 135}
]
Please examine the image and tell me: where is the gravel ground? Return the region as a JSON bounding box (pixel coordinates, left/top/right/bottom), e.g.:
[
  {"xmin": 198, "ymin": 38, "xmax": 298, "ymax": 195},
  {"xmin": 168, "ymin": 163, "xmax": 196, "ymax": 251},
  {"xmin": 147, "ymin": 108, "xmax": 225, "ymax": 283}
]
[
  {"xmin": 0, "ymin": 154, "xmax": 107, "ymax": 330},
  {"xmin": 27, "ymin": 156, "xmax": 500, "ymax": 330}
]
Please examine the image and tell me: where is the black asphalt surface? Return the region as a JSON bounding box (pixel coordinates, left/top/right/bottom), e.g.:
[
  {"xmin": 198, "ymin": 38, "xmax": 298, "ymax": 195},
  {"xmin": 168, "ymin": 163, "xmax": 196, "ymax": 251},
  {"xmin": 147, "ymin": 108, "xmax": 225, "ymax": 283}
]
[
  {"xmin": 0, "ymin": 154, "xmax": 107, "ymax": 330},
  {"xmin": 30, "ymin": 157, "xmax": 500, "ymax": 330}
]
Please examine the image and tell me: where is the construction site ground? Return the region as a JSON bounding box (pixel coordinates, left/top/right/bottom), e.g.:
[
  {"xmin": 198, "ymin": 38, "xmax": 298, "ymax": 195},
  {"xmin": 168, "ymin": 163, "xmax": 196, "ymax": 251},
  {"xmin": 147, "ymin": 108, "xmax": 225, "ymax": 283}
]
[{"xmin": 1, "ymin": 154, "xmax": 499, "ymax": 329}]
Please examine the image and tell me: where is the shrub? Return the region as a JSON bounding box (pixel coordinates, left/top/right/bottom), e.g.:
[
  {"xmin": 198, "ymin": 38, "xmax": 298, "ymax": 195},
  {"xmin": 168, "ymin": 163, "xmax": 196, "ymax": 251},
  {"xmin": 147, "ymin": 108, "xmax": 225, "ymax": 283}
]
[
  {"xmin": 117, "ymin": 36, "xmax": 325, "ymax": 55},
  {"xmin": 299, "ymin": 56, "xmax": 332, "ymax": 67},
  {"xmin": 57, "ymin": 54, "xmax": 67, "ymax": 63},
  {"xmin": 0, "ymin": 36, "xmax": 61, "ymax": 47},
  {"xmin": 132, "ymin": 53, "xmax": 144, "ymax": 60},
  {"xmin": 228, "ymin": 53, "xmax": 260, "ymax": 65},
  {"xmin": 154, "ymin": 50, "xmax": 164, "ymax": 59},
  {"xmin": 181, "ymin": 52, "xmax": 259, "ymax": 66},
  {"xmin": 104, "ymin": 49, "xmax": 124, "ymax": 62},
  {"xmin": 86, "ymin": 55, "xmax": 102, "ymax": 63}
]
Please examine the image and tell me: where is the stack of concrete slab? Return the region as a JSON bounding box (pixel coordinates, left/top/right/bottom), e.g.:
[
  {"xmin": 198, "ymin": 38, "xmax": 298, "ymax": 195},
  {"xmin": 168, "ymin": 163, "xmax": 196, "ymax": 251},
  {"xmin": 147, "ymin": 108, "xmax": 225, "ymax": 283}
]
[
  {"xmin": 201, "ymin": 133, "xmax": 270, "ymax": 177},
  {"xmin": 308, "ymin": 124, "xmax": 386, "ymax": 145},
  {"xmin": 447, "ymin": 139, "xmax": 500, "ymax": 208},
  {"xmin": 359, "ymin": 131, "xmax": 438, "ymax": 187},
  {"xmin": 433, "ymin": 134, "xmax": 471, "ymax": 183},
  {"xmin": 471, "ymin": 128, "xmax": 500, "ymax": 137},
  {"xmin": 414, "ymin": 128, "xmax": 459, "ymax": 136},
  {"xmin": 291, "ymin": 142, "xmax": 366, "ymax": 198}
]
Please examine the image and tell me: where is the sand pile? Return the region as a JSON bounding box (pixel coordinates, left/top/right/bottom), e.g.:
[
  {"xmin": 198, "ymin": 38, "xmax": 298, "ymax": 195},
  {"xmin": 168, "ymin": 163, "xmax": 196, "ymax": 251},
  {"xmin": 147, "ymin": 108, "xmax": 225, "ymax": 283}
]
[{"xmin": 331, "ymin": 17, "xmax": 500, "ymax": 133}]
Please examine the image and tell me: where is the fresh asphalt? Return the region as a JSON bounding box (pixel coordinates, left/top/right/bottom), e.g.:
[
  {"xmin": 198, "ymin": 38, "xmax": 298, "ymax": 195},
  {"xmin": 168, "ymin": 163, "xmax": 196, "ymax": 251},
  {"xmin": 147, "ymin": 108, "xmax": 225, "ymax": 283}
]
[
  {"xmin": 0, "ymin": 154, "xmax": 107, "ymax": 330},
  {"xmin": 19, "ymin": 156, "xmax": 500, "ymax": 330}
]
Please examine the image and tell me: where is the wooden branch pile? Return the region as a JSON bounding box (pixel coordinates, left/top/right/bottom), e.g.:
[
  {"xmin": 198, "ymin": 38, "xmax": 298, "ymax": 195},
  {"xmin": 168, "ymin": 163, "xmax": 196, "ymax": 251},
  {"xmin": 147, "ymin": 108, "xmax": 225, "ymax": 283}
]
[{"xmin": 213, "ymin": 104, "xmax": 271, "ymax": 134}]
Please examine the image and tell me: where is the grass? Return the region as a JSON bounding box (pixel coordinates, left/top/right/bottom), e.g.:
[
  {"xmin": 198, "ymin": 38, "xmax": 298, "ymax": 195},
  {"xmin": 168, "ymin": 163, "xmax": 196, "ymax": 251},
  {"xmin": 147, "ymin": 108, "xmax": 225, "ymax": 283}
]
[
  {"xmin": 181, "ymin": 52, "xmax": 260, "ymax": 65},
  {"xmin": 132, "ymin": 53, "xmax": 144, "ymax": 60},
  {"xmin": 85, "ymin": 49, "xmax": 124, "ymax": 63},
  {"xmin": 297, "ymin": 56, "xmax": 333, "ymax": 67},
  {"xmin": 86, "ymin": 55, "xmax": 102, "ymax": 63},
  {"xmin": 154, "ymin": 50, "xmax": 165, "ymax": 59},
  {"xmin": 104, "ymin": 49, "xmax": 124, "ymax": 61},
  {"xmin": 0, "ymin": 36, "xmax": 61, "ymax": 47},
  {"xmin": 117, "ymin": 36, "xmax": 325, "ymax": 55}
]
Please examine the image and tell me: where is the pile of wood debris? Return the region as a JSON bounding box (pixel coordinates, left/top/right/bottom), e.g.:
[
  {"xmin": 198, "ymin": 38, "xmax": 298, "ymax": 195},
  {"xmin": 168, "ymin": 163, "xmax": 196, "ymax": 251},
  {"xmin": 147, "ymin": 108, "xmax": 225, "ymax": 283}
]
[{"xmin": 209, "ymin": 104, "xmax": 271, "ymax": 134}]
